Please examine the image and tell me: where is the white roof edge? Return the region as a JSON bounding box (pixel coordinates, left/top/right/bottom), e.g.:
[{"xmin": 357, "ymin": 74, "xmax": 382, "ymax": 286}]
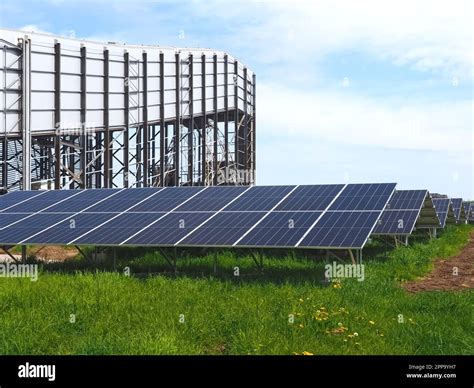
[{"xmin": 0, "ymin": 27, "xmax": 254, "ymax": 74}]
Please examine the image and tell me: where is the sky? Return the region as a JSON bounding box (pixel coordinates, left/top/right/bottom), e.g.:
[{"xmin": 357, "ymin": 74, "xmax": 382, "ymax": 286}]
[{"xmin": 1, "ymin": 0, "xmax": 473, "ymax": 199}]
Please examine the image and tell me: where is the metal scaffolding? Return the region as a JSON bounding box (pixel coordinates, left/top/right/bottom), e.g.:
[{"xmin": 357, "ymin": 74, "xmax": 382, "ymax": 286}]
[{"xmin": 0, "ymin": 29, "xmax": 256, "ymax": 191}]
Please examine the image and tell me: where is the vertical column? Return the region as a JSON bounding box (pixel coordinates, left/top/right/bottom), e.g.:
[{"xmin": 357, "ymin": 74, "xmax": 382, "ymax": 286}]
[
  {"xmin": 243, "ymin": 67, "xmax": 248, "ymax": 179},
  {"xmin": 80, "ymin": 45, "xmax": 87, "ymax": 189},
  {"xmin": 213, "ymin": 54, "xmax": 218, "ymax": 185},
  {"xmin": 142, "ymin": 51, "xmax": 149, "ymax": 186},
  {"xmin": 252, "ymin": 73, "xmax": 256, "ymax": 183},
  {"xmin": 54, "ymin": 42, "xmax": 61, "ymax": 189},
  {"xmin": 188, "ymin": 54, "xmax": 194, "ymax": 185},
  {"xmin": 21, "ymin": 37, "xmax": 31, "ymax": 190},
  {"xmin": 233, "ymin": 60, "xmax": 239, "ymax": 170},
  {"xmin": 123, "ymin": 51, "xmax": 130, "ymax": 187},
  {"xmin": 159, "ymin": 52, "xmax": 165, "ymax": 186},
  {"xmin": 201, "ymin": 54, "xmax": 206, "ymax": 185},
  {"xmin": 224, "ymin": 54, "xmax": 229, "ymax": 170},
  {"xmin": 103, "ymin": 48, "xmax": 110, "ymax": 188},
  {"xmin": 174, "ymin": 52, "xmax": 180, "ymax": 186}
]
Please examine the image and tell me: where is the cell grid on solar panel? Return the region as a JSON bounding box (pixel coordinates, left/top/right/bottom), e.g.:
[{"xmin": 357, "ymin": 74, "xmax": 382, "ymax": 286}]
[
  {"xmin": 373, "ymin": 210, "xmax": 419, "ymax": 235},
  {"xmin": 275, "ymin": 184, "xmax": 344, "ymax": 211},
  {"xmin": 237, "ymin": 211, "xmax": 323, "ymax": 247},
  {"xmin": 224, "ymin": 186, "xmax": 296, "ymax": 211},
  {"xmin": 179, "ymin": 211, "xmax": 266, "ymax": 246}
]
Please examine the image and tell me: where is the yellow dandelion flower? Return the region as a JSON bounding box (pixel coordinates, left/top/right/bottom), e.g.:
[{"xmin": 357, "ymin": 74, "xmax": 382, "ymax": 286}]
[
  {"xmin": 299, "ymin": 298, "xmax": 304, "ymax": 303},
  {"xmin": 302, "ymin": 351, "xmax": 314, "ymax": 356},
  {"xmin": 369, "ymin": 320, "xmax": 375, "ymax": 325},
  {"xmin": 298, "ymin": 324, "xmax": 304, "ymax": 328}
]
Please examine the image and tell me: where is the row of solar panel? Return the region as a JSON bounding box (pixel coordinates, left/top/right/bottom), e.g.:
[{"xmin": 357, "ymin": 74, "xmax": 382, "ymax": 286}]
[{"xmin": 0, "ymin": 184, "xmax": 396, "ymax": 249}]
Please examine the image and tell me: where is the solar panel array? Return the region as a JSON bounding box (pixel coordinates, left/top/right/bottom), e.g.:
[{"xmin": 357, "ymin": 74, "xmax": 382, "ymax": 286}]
[
  {"xmin": 373, "ymin": 190, "xmax": 428, "ymax": 235},
  {"xmin": 0, "ymin": 183, "xmax": 396, "ymax": 250}
]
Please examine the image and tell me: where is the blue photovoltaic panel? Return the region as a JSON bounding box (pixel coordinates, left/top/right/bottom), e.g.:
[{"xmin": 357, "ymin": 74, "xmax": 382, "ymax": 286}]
[
  {"xmin": 130, "ymin": 186, "xmax": 204, "ymax": 212},
  {"xmin": 23, "ymin": 213, "xmax": 115, "ymax": 244},
  {"xmin": 0, "ymin": 213, "xmax": 72, "ymax": 244},
  {"xmin": 372, "ymin": 190, "xmax": 427, "ymax": 235},
  {"xmin": 450, "ymin": 198, "xmax": 464, "ymax": 221},
  {"xmin": 177, "ymin": 186, "xmax": 248, "ymax": 212},
  {"xmin": 73, "ymin": 212, "xmax": 167, "ymax": 245},
  {"xmin": 330, "ymin": 183, "xmax": 396, "ymax": 211},
  {"xmin": 463, "ymin": 202, "xmax": 471, "ymax": 214},
  {"xmin": 385, "ymin": 190, "xmax": 427, "ymax": 210},
  {"xmin": 179, "ymin": 212, "xmax": 265, "ymax": 246},
  {"xmin": 0, "ymin": 191, "xmax": 46, "ymax": 211},
  {"xmin": 373, "ymin": 210, "xmax": 419, "ymax": 235},
  {"xmin": 432, "ymin": 198, "xmax": 450, "ymax": 228},
  {"xmin": 299, "ymin": 211, "xmax": 381, "ymax": 248},
  {"xmin": 0, "ymin": 213, "xmax": 35, "ymax": 229},
  {"xmin": 44, "ymin": 189, "xmax": 121, "ymax": 213},
  {"xmin": 123, "ymin": 212, "xmax": 214, "ymax": 246},
  {"xmin": 224, "ymin": 186, "xmax": 295, "ymax": 211},
  {"xmin": 83, "ymin": 188, "xmax": 159, "ymax": 213},
  {"xmin": 3, "ymin": 190, "xmax": 83, "ymax": 213},
  {"xmin": 237, "ymin": 211, "xmax": 323, "ymax": 247},
  {"xmin": 275, "ymin": 184, "xmax": 344, "ymax": 211}
]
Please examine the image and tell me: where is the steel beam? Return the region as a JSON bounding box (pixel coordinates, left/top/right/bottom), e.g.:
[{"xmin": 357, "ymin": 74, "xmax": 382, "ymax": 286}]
[
  {"xmin": 252, "ymin": 73, "xmax": 256, "ymax": 180},
  {"xmin": 224, "ymin": 54, "xmax": 229, "ymax": 170},
  {"xmin": 243, "ymin": 67, "xmax": 248, "ymax": 176},
  {"xmin": 123, "ymin": 51, "xmax": 130, "ymax": 187},
  {"xmin": 201, "ymin": 54, "xmax": 207, "ymax": 184},
  {"xmin": 174, "ymin": 52, "xmax": 180, "ymax": 186},
  {"xmin": 233, "ymin": 60, "xmax": 239, "ymax": 170},
  {"xmin": 103, "ymin": 48, "xmax": 110, "ymax": 188},
  {"xmin": 80, "ymin": 45, "xmax": 87, "ymax": 189},
  {"xmin": 188, "ymin": 54, "xmax": 194, "ymax": 185},
  {"xmin": 54, "ymin": 42, "xmax": 61, "ymax": 189},
  {"xmin": 142, "ymin": 51, "xmax": 149, "ymax": 186},
  {"xmin": 213, "ymin": 54, "xmax": 218, "ymax": 185},
  {"xmin": 159, "ymin": 52, "xmax": 165, "ymax": 186},
  {"xmin": 21, "ymin": 37, "xmax": 31, "ymax": 190}
]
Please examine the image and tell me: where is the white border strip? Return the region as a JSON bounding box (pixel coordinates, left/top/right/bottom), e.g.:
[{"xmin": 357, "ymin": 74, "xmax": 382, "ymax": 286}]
[
  {"xmin": 120, "ymin": 186, "xmax": 209, "ymax": 245},
  {"xmin": 295, "ymin": 184, "xmax": 348, "ymax": 247},
  {"xmin": 67, "ymin": 187, "xmax": 167, "ymax": 244},
  {"xmin": 18, "ymin": 189, "xmax": 125, "ymax": 244},
  {"xmin": 0, "ymin": 190, "xmax": 86, "ymax": 231},
  {"xmin": 232, "ymin": 185, "xmax": 300, "ymax": 246},
  {"xmin": 174, "ymin": 186, "xmax": 254, "ymax": 246}
]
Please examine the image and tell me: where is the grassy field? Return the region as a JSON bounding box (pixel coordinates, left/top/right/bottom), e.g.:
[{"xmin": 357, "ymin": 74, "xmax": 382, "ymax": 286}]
[{"xmin": 0, "ymin": 225, "xmax": 472, "ymax": 355}]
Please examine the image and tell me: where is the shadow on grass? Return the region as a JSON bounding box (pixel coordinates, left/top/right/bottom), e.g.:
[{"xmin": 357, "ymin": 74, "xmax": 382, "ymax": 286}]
[{"xmin": 35, "ymin": 247, "xmax": 330, "ymax": 286}]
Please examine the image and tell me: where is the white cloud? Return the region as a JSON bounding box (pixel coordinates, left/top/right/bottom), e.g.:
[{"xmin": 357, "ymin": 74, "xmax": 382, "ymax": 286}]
[
  {"xmin": 222, "ymin": 0, "xmax": 473, "ymax": 78},
  {"xmin": 258, "ymin": 82, "xmax": 473, "ymax": 152}
]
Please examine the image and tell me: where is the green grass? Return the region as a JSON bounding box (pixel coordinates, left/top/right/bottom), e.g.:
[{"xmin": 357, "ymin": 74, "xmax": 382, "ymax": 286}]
[{"xmin": 0, "ymin": 225, "xmax": 472, "ymax": 355}]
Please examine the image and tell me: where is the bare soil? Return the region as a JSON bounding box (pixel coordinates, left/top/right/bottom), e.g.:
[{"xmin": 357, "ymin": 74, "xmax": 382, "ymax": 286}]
[
  {"xmin": 403, "ymin": 231, "xmax": 474, "ymax": 293},
  {"xmin": 30, "ymin": 246, "xmax": 79, "ymax": 262}
]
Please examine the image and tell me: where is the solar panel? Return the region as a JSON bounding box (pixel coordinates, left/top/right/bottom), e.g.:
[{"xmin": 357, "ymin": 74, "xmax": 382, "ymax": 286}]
[
  {"xmin": 297, "ymin": 183, "xmax": 396, "ymax": 248},
  {"xmin": 450, "ymin": 198, "xmax": 466, "ymax": 223},
  {"xmin": 373, "ymin": 190, "xmax": 432, "ymax": 235},
  {"xmin": 275, "ymin": 184, "xmax": 344, "ymax": 211},
  {"xmin": 237, "ymin": 211, "xmax": 323, "ymax": 247},
  {"xmin": 432, "ymin": 198, "xmax": 456, "ymax": 228},
  {"xmin": 0, "ymin": 190, "xmax": 47, "ymax": 211},
  {"xmin": 0, "ymin": 183, "xmax": 397, "ymax": 250}
]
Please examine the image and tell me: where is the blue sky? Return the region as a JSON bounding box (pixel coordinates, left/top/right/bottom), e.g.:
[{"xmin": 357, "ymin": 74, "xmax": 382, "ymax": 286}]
[{"xmin": 1, "ymin": 0, "xmax": 472, "ymax": 199}]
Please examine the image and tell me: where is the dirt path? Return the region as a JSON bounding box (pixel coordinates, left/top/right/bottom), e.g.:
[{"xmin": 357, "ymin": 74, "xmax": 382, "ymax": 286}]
[{"xmin": 403, "ymin": 231, "xmax": 474, "ymax": 293}]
